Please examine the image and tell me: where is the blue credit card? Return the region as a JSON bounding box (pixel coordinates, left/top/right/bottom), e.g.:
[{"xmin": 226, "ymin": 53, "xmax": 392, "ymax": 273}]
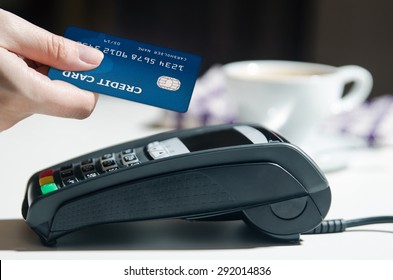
[{"xmin": 48, "ymin": 26, "xmax": 201, "ymax": 112}]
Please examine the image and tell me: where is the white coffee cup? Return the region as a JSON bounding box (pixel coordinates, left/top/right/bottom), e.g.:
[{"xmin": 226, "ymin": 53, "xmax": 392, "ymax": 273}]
[{"xmin": 223, "ymin": 60, "xmax": 373, "ymax": 145}]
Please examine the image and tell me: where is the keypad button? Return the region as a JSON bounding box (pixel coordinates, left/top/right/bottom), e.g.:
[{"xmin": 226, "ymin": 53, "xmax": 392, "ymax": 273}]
[
  {"xmin": 121, "ymin": 151, "xmax": 139, "ymax": 166},
  {"xmin": 100, "ymin": 154, "xmax": 119, "ymax": 172},
  {"xmin": 106, "ymin": 167, "xmax": 119, "ymax": 172},
  {"xmin": 147, "ymin": 141, "xmax": 160, "ymax": 149},
  {"xmin": 123, "ymin": 154, "xmax": 137, "ymax": 162},
  {"xmin": 39, "ymin": 169, "xmax": 54, "ymax": 178},
  {"xmin": 122, "ymin": 148, "xmax": 133, "ymax": 155},
  {"xmin": 41, "ymin": 183, "xmax": 58, "ymax": 195},
  {"xmin": 80, "ymin": 158, "xmax": 98, "ymax": 179},
  {"xmin": 60, "ymin": 164, "xmax": 73, "ymax": 171},
  {"xmin": 81, "ymin": 164, "xmax": 95, "ymax": 173},
  {"xmin": 63, "ymin": 177, "xmax": 78, "ymax": 186},
  {"xmin": 148, "ymin": 146, "xmax": 165, "ymax": 152},
  {"xmin": 81, "ymin": 158, "xmax": 94, "ymax": 165},
  {"xmin": 60, "ymin": 169, "xmax": 74, "ymax": 178},
  {"xmin": 85, "ymin": 172, "xmax": 99, "ymax": 179},
  {"xmin": 147, "ymin": 141, "xmax": 170, "ymax": 159},
  {"xmin": 102, "ymin": 159, "xmax": 116, "ymax": 168},
  {"xmin": 150, "ymin": 150, "xmax": 168, "ymax": 159},
  {"xmin": 39, "ymin": 176, "xmax": 54, "ymax": 186},
  {"xmin": 102, "ymin": 153, "xmax": 114, "ymax": 160}
]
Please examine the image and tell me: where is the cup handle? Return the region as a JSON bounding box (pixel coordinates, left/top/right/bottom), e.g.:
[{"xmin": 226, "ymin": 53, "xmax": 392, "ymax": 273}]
[{"xmin": 335, "ymin": 65, "xmax": 373, "ymax": 113}]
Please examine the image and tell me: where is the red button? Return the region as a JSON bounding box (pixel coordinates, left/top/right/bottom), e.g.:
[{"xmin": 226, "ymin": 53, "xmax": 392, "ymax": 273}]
[{"xmin": 39, "ymin": 169, "xmax": 54, "ymax": 178}]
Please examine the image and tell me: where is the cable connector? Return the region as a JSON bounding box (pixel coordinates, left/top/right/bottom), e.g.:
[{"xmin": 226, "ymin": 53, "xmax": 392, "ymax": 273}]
[
  {"xmin": 306, "ymin": 219, "xmax": 347, "ymax": 234},
  {"xmin": 305, "ymin": 216, "xmax": 393, "ymax": 235}
]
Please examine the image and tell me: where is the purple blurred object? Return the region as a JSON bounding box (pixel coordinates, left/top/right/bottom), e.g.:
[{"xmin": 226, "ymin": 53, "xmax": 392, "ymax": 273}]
[{"xmin": 323, "ymin": 94, "xmax": 393, "ymax": 146}]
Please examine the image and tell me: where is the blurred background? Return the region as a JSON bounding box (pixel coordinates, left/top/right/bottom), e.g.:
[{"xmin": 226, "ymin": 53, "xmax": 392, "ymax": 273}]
[{"xmin": 2, "ymin": 0, "xmax": 393, "ymax": 99}]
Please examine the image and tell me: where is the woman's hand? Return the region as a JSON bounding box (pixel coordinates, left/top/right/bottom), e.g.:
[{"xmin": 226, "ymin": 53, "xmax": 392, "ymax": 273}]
[{"xmin": 0, "ymin": 8, "xmax": 104, "ymax": 131}]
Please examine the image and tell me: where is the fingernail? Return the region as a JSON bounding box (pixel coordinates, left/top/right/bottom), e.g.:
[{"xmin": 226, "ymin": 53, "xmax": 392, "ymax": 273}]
[{"xmin": 78, "ymin": 44, "xmax": 104, "ymax": 66}]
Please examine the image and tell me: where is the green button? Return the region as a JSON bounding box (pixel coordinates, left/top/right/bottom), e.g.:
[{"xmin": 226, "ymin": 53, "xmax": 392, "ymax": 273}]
[{"xmin": 41, "ymin": 183, "xmax": 58, "ymax": 195}]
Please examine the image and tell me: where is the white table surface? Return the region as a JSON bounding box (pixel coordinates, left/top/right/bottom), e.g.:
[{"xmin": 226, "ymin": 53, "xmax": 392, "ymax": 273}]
[{"xmin": 1, "ymin": 95, "xmax": 392, "ymax": 260}]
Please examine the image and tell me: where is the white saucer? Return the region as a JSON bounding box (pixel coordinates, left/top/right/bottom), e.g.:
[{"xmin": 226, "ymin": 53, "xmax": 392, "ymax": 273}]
[{"xmin": 297, "ymin": 131, "xmax": 366, "ymax": 173}]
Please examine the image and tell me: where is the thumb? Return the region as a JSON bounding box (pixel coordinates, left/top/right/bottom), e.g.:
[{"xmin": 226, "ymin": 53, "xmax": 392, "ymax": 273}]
[{"xmin": 0, "ymin": 9, "xmax": 103, "ymax": 71}]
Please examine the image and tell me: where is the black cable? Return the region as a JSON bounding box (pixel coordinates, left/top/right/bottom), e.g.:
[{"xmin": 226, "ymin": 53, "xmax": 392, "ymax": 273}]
[{"xmin": 305, "ymin": 216, "xmax": 393, "ymax": 234}]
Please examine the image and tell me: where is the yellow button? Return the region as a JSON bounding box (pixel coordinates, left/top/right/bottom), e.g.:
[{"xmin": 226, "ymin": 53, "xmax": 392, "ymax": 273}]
[{"xmin": 39, "ymin": 175, "xmax": 54, "ymax": 186}]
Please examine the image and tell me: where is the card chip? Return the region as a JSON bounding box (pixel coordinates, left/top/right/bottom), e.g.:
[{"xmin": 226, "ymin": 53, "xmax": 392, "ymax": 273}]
[{"xmin": 157, "ymin": 76, "xmax": 181, "ymax": 91}]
